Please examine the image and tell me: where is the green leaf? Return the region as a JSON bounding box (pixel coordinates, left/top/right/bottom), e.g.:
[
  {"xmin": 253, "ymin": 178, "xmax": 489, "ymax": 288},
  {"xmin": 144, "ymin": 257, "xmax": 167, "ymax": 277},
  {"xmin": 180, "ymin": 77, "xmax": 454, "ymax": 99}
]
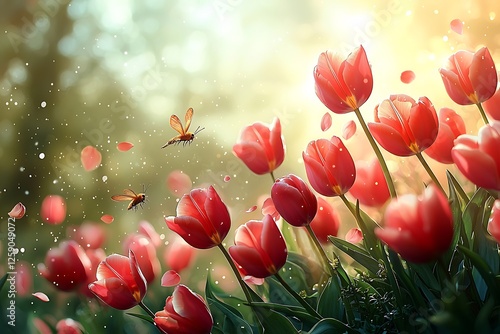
[
  {"xmin": 0, "ymin": 273, "xmax": 7, "ymax": 292},
  {"xmin": 267, "ymin": 275, "xmax": 303, "ymax": 307},
  {"xmin": 307, "ymin": 318, "xmax": 359, "ymax": 334},
  {"xmin": 462, "ymin": 187, "xmax": 490, "ymax": 245},
  {"xmin": 126, "ymin": 312, "xmax": 154, "ymax": 324},
  {"xmin": 250, "ymin": 302, "xmax": 319, "ymax": 330},
  {"xmin": 253, "ymin": 308, "xmax": 300, "ymax": 334},
  {"xmin": 328, "ymin": 236, "xmax": 380, "ymax": 275},
  {"xmin": 287, "ymin": 252, "xmax": 324, "ymax": 289},
  {"xmin": 354, "ymin": 200, "xmax": 383, "ymax": 259},
  {"xmin": 317, "ymin": 277, "xmax": 344, "ymax": 319},
  {"xmin": 457, "ymin": 245, "xmax": 500, "ymax": 301}
]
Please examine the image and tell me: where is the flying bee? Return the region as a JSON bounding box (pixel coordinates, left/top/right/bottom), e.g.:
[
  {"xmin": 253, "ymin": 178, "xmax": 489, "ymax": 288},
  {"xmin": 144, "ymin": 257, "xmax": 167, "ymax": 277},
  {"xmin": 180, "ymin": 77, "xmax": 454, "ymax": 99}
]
[
  {"xmin": 111, "ymin": 188, "xmax": 146, "ymax": 210},
  {"xmin": 161, "ymin": 107, "xmax": 204, "ymax": 148}
]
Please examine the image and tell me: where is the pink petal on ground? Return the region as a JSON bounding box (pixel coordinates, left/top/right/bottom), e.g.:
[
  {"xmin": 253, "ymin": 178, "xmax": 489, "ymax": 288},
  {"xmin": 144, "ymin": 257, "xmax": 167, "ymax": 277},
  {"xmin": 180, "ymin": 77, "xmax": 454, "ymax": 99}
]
[
  {"xmin": 342, "ymin": 120, "xmax": 357, "ymax": 140},
  {"xmin": 117, "ymin": 141, "xmax": 134, "ymax": 152},
  {"xmin": 81, "ymin": 146, "xmax": 102, "ymax": 171},
  {"xmin": 400, "ymin": 70, "xmax": 416, "ymax": 84},
  {"xmin": 166, "ymin": 170, "xmax": 192, "ymax": 196},
  {"xmin": 321, "ymin": 112, "xmax": 332, "ymax": 132},
  {"xmin": 32, "ymin": 292, "xmax": 50, "ymax": 302},
  {"xmin": 224, "ymin": 175, "xmax": 231, "ymax": 182},
  {"xmin": 161, "ymin": 270, "xmax": 181, "ymax": 287},
  {"xmin": 100, "ymin": 214, "xmax": 114, "ymax": 224},
  {"xmin": 450, "ymin": 19, "xmax": 463, "ymax": 35},
  {"xmin": 246, "ymin": 205, "xmax": 257, "ymax": 213},
  {"xmin": 345, "ymin": 228, "xmax": 363, "ymax": 243},
  {"xmin": 8, "ymin": 202, "xmax": 26, "ymax": 219}
]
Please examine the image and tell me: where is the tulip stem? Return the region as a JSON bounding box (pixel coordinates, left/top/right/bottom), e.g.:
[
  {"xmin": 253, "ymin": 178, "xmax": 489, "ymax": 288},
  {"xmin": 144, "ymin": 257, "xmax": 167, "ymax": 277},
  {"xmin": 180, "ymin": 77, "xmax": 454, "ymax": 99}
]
[
  {"xmin": 476, "ymin": 103, "xmax": 489, "ymax": 125},
  {"xmin": 217, "ymin": 244, "xmax": 254, "ymax": 306},
  {"xmin": 354, "ymin": 108, "xmax": 397, "ymax": 198},
  {"xmin": 274, "ymin": 272, "xmax": 322, "ymax": 319},
  {"xmin": 415, "ymin": 153, "xmax": 446, "ymax": 194},
  {"xmin": 304, "ymin": 225, "xmax": 335, "ymax": 277},
  {"xmin": 270, "ymin": 171, "xmax": 276, "ymax": 183},
  {"xmin": 138, "ymin": 301, "xmax": 156, "ymax": 318}
]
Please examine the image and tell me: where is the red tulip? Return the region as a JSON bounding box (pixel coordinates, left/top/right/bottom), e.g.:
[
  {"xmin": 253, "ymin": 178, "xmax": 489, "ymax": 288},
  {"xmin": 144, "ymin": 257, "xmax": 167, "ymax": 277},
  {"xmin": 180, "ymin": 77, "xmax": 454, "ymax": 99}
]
[
  {"xmin": 165, "ymin": 186, "xmax": 231, "ymax": 249},
  {"xmin": 425, "ymin": 108, "xmax": 466, "ymax": 164},
  {"xmin": 314, "ymin": 45, "xmax": 373, "ymax": 114},
  {"xmin": 349, "ymin": 158, "xmax": 390, "ymax": 207},
  {"xmin": 229, "ymin": 214, "xmax": 287, "ymax": 278},
  {"xmin": 232, "ymin": 117, "xmax": 285, "ymax": 175},
  {"xmin": 40, "ymin": 195, "xmax": 67, "ymax": 225},
  {"xmin": 452, "ymin": 121, "xmax": 500, "ymax": 190},
  {"xmin": 368, "ymin": 94, "xmax": 439, "ymax": 156},
  {"xmin": 487, "ymin": 200, "xmax": 500, "ymax": 244},
  {"xmin": 439, "ymin": 47, "xmax": 497, "ymax": 105},
  {"xmin": 154, "ymin": 284, "xmax": 213, "ymax": 334},
  {"xmin": 271, "ymin": 174, "xmax": 317, "ymax": 226},
  {"xmin": 164, "ymin": 236, "xmax": 194, "ymax": 273},
  {"xmin": 56, "ymin": 318, "xmax": 84, "ymax": 334},
  {"xmin": 123, "ymin": 234, "xmax": 160, "ymax": 283},
  {"xmin": 38, "ymin": 240, "xmax": 91, "ymax": 291},
  {"xmin": 88, "ymin": 250, "xmax": 147, "ymax": 310},
  {"xmin": 8, "ymin": 202, "xmax": 26, "ymax": 219},
  {"xmin": 375, "ymin": 185, "xmax": 453, "ymax": 263},
  {"xmin": 67, "ymin": 222, "xmax": 106, "ymax": 249},
  {"xmin": 309, "ymin": 197, "xmax": 340, "ymax": 244},
  {"xmin": 302, "ymin": 136, "xmax": 356, "ymax": 197}
]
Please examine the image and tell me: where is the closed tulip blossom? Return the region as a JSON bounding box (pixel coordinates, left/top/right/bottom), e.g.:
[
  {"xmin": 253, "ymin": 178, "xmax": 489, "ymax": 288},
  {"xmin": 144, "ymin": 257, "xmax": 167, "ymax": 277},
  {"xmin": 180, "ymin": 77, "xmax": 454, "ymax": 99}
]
[
  {"xmin": 88, "ymin": 250, "xmax": 147, "ymax": 310},
  {"xmin": 271, "ymin": 174, "xmax": 317, "ymax": 226},
  {"xmin": 38, "ymin": 240, "xmax": 91, "ymax": 292},
  {"xmin": 349, "ymin": 158, "xmax": 390, "ymax": 207},
  {"xmin": 425, "ymin": 108, "xmax": 466, "ymax": 164},
  {"xmin": 439, "ymin": 47, "xmax": 497, "ymax": 105},
  {"xmin": 487, "ymin": 200, "xmax": 500, "ymax": 244},
  {"xmin": 302, "ymin": 136, "xmax": 356, "ymax": 197},
  {"xmin": 154, "ymin": 284, "xmax": 213, "ymax": 334},
  {"xmin": 314, "ymin": 45, "xmax": 373, "ymax": 113},
  {"xmin": 375, "ymin": 185, "xmax": 453, "ymax": 263},
  {"xmin": 452, "ymin": 121, "xmax": 500, "ymax": 190},
  {"xmin": 229, "ymin": 214, "xmax": 287, "ymax": 278},
  {"xmin": 165, "ymin": 186, "xmax": 231, "ymax": 249},
  {"xmin": 368, "ymin": 94, "xmax": 439, "ymax": 156},
  {"xmin": 233, "ymin": 117, "xmax": 285, "ymax": 175},
  {"xmin": 309, "ymin": 197, "xmax": 340, "ymax": 244}
]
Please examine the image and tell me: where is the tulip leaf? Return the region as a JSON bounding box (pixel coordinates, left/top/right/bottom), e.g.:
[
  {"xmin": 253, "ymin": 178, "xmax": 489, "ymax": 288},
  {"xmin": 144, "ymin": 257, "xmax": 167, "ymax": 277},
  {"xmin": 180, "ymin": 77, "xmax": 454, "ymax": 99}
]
[
  {"xmin": 462, "ymin": 188, "xmax": 490, "ymax": 245},
  {"xmin": 287, "ymin": 252, "xmax": 324, "ymax": 290},
  {"xmin": 267, "ymin": 275, "xmax": 303, "ymax": 307},
  {"xmin": 126, "ymin": 312, "xmax": 154, "ymax": 324},
  {"xmin": 328, "ymin": 236, "xmax": 380, "ymax": 275},
  {"xmin": 446, "ymin": 170, "xmax": 469, "ymax": 204},
  {"xmin": 446, "ymin": 173, "xmax": 467, "ymax": 260},
  {"xmin": 456, "ymin": 245, "xmax": 500, "ymax": 301},
  {"xmin": 308, "ymin": 318, "xmax": 360, "ymax": 334},
  {"xmin": 250, "ymin": 302, "xmax": 319, "ymax": 331},
  {"xmin": 317, "ymin": 276, "xmax": 344, "ymax": 319},
  {"xmin": 252, "ymin": 308, "xmax": 300, "ymax": 334},
  {"xmin": 353, "ymin": 200, "xmax": 383, "ymax": 259}
]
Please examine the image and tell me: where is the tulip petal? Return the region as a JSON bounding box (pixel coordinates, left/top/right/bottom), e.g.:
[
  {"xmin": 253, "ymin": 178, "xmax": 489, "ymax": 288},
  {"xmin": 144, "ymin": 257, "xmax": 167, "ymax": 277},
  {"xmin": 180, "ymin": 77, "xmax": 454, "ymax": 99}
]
[
  {"xmin": 32, "ymin": 292, "xmax": 50, "ymax": 302},
  {"xmin": 161, "ymin": 270, "xmax": 181, "ymax": 287},
  {"xmin": 117, "ymin": 142, "xmax": 134, "ymax": 152},
  {"xmin": 81, "ymin": 145, "xmax": 102, "ymax": 172},
  {"xmin": 368, "ymin": 122, "xmax": 415, "ymax": 156},
  {"xmin": 450, "ymin": 19, "xmax": 463, "ymax": 35}
]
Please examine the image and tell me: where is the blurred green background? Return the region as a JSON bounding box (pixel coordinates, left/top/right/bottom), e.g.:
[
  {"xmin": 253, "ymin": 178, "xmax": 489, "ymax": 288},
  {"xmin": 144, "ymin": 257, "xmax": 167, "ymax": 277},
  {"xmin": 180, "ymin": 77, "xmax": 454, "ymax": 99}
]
[{"xmin": 0, "ymin": 0, "xmax": 498, "ymax": 332}]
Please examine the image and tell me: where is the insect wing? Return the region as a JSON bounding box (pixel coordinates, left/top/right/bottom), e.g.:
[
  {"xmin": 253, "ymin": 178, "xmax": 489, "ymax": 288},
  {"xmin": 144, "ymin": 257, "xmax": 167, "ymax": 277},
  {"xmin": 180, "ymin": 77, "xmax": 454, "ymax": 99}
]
[
  {"xmin": 122, "ymin": 188, "xmax": 138, "ymax": 197},
  {"xmin": 170, "ymin": 115, "xmax": 185, "ymax": 135},
  {"xmin": 184, "ymin": 107, "xmax": 193, "ymax": 133},
  {"xmin": 111, "ymin": 194, "xmax": 134, "ymax": 202}
]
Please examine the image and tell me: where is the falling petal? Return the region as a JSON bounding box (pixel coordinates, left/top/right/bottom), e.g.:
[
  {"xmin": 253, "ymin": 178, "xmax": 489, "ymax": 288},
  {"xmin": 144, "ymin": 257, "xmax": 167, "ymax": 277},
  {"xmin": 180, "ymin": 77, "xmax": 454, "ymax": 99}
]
[
  {"xmin": 117, "ymin": 141, "xmax": 134, "ymax": 152},
  {"xmin": 400, "ymin": 70, "xmax": 416, "ymax": 84},
  {"xmin": 246, "ymin": 205, "xmax": 257, "ymax": 213},
  {"xmin": 166, "ymin": 170, "xmax": 192, "ymax": 196},
  {"xmin": 32, "ymin": 292, "xmax": 50, "ymax": 302},
  {"xmin": 450, "ymin": 19, "xmax": 463, "ymax": 35},
  {"xmin": 342, "ymin": 120, "xmax": 357, "ymax": 140},
  {"xmin": 100, "ymin": 214, "xmax": 114, "ymax": 224},
  {"xmin": 345, "ymin": 228, "xmax": 363, "ymax": 243},
  {"xmin": 81, "ymin": 146, "xmax": 102, "ymax": 172},
  {"xmin": 161, "ymin": 270, "xmax": 181, "ymax": 287},
  {"xmin": 224, "ymin": 175, "xmax": 231, "ymax": 182},
  {"xmin": 40, "ymin": 195, "xmax": 66, "ymax": 225},
  {"xmin": 8, "ymin": 202, "xmax": 26, "ymax": 219},
  {"xmin": 262, "ymin": 197, "xmax": 280, "ymax": 221},
  {"xmin": 320, "ymin": 112, "xmax": 332, "ymax": 132}
]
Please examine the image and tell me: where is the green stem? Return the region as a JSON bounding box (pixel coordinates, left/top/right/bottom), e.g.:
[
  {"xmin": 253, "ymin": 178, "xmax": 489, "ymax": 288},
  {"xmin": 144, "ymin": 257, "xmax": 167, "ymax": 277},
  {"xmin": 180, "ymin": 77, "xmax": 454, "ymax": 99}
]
[
  {"xmin": 270, "ymin": 171, "xmax": 276, "ymax": 183},
  {"xmin": 274, "ymin": 272, "xmax": 322, "ymax": 319},
  {"xmin": 476, "ymin": 103, "xmax": 489, "ymax": 125},
  {"xmin": 217, "ymin": 244, "xmax": 253, "ymax": 305},
  {"xmin": 304, "ymin": 225, "xmax": 335, "ymax": 277},
  {"xmin": 415, "ymin": 152, "xmax": 446, "ymax": 194},
  {"xmin": 138, "ymin": 300, "xmax": 156, "ymax": 318},
  {"xmin": 354, "ymin": 108, "xmax": 397, "ymax": 198}
]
